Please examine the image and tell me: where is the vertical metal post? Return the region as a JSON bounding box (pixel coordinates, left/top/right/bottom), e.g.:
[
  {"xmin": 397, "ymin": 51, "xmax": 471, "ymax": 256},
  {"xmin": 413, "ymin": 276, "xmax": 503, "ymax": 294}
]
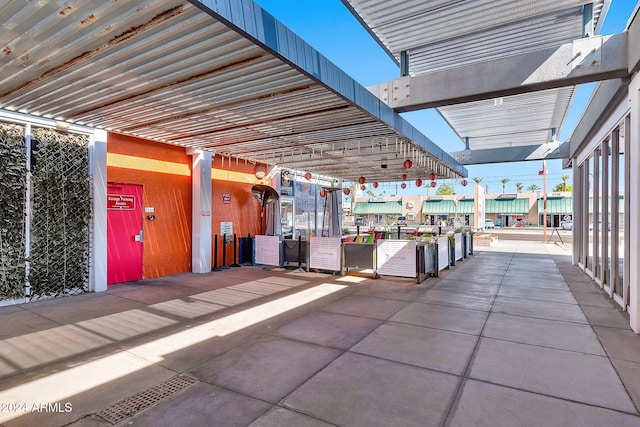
[
  {"xmin": 24, "ymin": 123, "xmax": 32, "ymax": 301},
  {"xmin": 212, "ymin": 235, "xmax": 222, "ymax": 271},
  {"xmin": 593, "ymin": 149, "xmax": 601, "ymax": 281},
  {"xmin": 542, "ymin": 159, "xmax": 547, "ymax": 243},
  {"xmin": 624, "ymin": 114, "xmax": 631, "ymax": 309},
  {"xmin": 583, "ymin": 3, "xmax": 594, "ymax": 37},
  {"xmin": 601, "ymin": 136, "xmax": 610, "ymax": 291},
  {"xmin": 231, "ymin": 233, "xmax": 241, "ymax": 267},
  {"xmin": 610, "ymin": 128, "xmax": 620, "ymax": 297},
  {"xmin": 221, "ymin": 234, "xmax": 230, "ymax": 269},
  {"xmin": 400, "ymin": 50, "xmax": 409, "ymax": 77}
]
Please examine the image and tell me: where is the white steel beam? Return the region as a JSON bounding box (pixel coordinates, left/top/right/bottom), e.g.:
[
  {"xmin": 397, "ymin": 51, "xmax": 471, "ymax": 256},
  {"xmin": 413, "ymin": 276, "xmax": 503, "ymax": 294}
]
[
  {"xmin": 450, "ymin": 141, "xmax": 569, "ymax": 165},
  {"xmin": 368, "ymin": 33, "xmax": 628, "ymax": 111}
]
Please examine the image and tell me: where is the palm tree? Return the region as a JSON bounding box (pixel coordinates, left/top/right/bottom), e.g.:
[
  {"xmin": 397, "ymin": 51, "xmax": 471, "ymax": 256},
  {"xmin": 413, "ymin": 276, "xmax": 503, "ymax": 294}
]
[
  {"xmin": 473, "ymin": 177, "xmax": 483, "ymax": 184},
  {"xmin": 527, "ymin": 184, "xmax": 540, "ymax": 192},
  {"xmin": 514, "ymin": 182, "xmax": 523, "ymax": 193},
  {"xmin": 500, "ymin": 178, "xmax": 510, "ymax": 193},
  {"xmin": 558, "ymin": 175, "xmax": 570, "ymax": 191}
]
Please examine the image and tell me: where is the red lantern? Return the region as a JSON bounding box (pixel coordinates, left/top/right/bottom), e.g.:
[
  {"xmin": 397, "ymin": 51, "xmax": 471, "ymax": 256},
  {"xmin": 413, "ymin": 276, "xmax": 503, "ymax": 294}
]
[
  {"xmin": 358, "ymin": 176, "xmax": 366, "ymax": 184},
  {"xmin": 319, "ymin": 188, "xmax": 327, "ymax": 198},
  {"xmin": 373, "ymin": 181, "xmax": 379, "ymax": 188},
  {"xmin": 429, "ymin": 173, "xmax": 436, "ymax": 181},
  {"xmin": 343, "ymin": 188, "xmax": 351, "ymax": 196},
  {"xmin": 360, "ymin": 184, "xmax": 366, "ymax": 191},
  {"xmin": 415, "ymin": 178, "xmax": 423, "ymax": 187},
  {"xmin": 401, "ymin": 173, "xmax": 407, "ymax": 181},
  {"xmin": 403, "ymin": 159, "xmax": 413, "ymax": 169},
  {"xmin": 304, "ymin": 172, "xmax": 312, "ymax": 180},
  {"xmin": 430, "ymin": 181, "xmax": 437, "ymax": 188},
  {"xmin": 401, "ymin": 183, "xmax": 407, "ymax": 189},
  {"xmin": 461, "ymin": 179, "xmax": 468, "ymax": 187}
]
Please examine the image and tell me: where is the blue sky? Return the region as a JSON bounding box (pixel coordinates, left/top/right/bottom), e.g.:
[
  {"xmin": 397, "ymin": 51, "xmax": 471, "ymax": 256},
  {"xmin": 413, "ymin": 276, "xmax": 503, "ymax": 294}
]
[{"xmin": 255, "ymin": 0, "xmax": 637, "ymax": 195}]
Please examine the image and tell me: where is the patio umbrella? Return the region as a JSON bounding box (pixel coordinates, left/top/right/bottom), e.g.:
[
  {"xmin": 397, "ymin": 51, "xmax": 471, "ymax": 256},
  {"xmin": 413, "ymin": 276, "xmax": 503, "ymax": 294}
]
[{"xmin": 251, "ymin": 185, "xmax": 279, "ymax": 234}]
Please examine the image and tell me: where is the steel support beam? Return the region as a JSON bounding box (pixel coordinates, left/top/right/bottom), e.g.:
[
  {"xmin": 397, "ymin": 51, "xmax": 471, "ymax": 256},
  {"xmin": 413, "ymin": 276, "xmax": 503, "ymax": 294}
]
[
  {"xmin": 450, "ymin": 141, "xmax": 569, "ymax": 165},
  {"xmin": 368, "ymin": 33, "xmax": 628, "ymax": 111}
]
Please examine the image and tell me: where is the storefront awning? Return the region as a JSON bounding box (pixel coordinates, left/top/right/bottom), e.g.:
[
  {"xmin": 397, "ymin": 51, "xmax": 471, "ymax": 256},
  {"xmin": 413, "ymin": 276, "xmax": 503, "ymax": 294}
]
[
  {"xmin": 422, "ymin": 200, "xmax": 456, "ymax": 215},
  {"xmin": 486, "ymin": 198, "xmax": 530, "ymax": 214},
  {"xmin": 457, "ymin": 199, "xmax": 475, "ymax": 214},
  {"xmin": 353, "ymin": 201, "xmax": 402, "ymax": 215},
  {"xmin": 538, "ymin": 197, "xmax": 572, "ymax": 214}
]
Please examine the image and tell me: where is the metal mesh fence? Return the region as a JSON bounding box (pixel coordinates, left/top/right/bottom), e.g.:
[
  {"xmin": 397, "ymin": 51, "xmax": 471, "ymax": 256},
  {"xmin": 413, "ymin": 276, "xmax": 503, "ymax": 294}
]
[
  {"xmin": 29, "ymin": 127, "xmax": 91, "ymax": 299},
  {"xmin": 0, "ymin": 124, "xmax": 26, "ymax": 300}
]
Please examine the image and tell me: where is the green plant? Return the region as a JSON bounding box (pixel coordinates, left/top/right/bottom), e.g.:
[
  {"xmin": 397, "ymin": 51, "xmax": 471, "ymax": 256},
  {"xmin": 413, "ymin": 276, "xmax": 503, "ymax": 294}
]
[
  {"xmin": 29, "ymin": 128, "xmax": 91, "ymax": 299},
  {"xmin": 0, "ymin": 124, "xmax": 27, "ymax": 300}
]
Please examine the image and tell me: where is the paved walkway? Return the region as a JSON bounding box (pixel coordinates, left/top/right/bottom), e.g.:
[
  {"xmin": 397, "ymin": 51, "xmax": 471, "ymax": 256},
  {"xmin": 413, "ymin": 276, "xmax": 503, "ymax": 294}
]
[{"xmin": 0, "ymin": 241, "xmax": 638, "ymax": 426}]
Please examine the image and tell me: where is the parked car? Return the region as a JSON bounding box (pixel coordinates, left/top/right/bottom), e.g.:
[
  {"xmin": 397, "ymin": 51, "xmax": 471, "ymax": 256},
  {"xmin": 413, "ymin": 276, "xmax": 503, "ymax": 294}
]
[
  {"xmin": 589, "ymin": 221, "xmax": 611, "ymax": 230},
  {"xmin": 484, "ymin": 219, "xmax": 495, "ymax": 229},
  {"xmin": 561, "ymin": 221, "xmax": 573, "ymax": 230}
]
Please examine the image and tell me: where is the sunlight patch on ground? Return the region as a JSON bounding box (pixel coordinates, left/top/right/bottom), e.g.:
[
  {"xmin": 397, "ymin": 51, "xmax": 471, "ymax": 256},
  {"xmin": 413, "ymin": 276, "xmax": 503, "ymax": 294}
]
[{"xmin": 0, "ymin": 283, "xmax": 346, "ymax": 424}]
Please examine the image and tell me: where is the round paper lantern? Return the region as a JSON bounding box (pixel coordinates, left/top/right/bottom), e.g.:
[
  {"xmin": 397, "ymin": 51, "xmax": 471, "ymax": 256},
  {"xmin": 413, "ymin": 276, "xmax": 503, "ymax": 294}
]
[
  {"xmin": 401, "ymin": 183, "xmax": 407, "ymax": 189},
  {"xmin": 373, "ymin": 181, "xmax": 379, "ymax": 188},
  {"xmin": 360, "ymin": 184, "xmax": 366, "ymax": 191},
  {"xmin": 343, "ymin": 188, "xmax": 351, "ymax": 196},
  {"xmin": 415, "ymin": 178, "xmax": 423, "ymax": 187},
  {"xmin": 403, "ymin": 159, "xmax": 413, "ymax": 169},
  {"xmin": 304, "ymin": 172, "xmax": 312, "ymax": 180},
  {"xmin": 430, "ymin": 181, "xmax": 437, "ymax": 188},
  {"xmin": 401, "ymin": 173, "xmax": 407, "ymax": 181},
  {"xmin": 429, "ymin": 173, "xmax": 436, "ymax": 181},
  {"xmin": 358, "ymin": 176, "xmax": 366, "ymax": 185},
  {"xmin": 319, "ymin": 188, "xmax": 327, "ymax": 198},
  {"xmin": 254, "ymin": 164, "xmax": 266, "ymax": 179},
  {"xmin": 461, "ymin": 179, "xmax": 468, "ymax": 187}
]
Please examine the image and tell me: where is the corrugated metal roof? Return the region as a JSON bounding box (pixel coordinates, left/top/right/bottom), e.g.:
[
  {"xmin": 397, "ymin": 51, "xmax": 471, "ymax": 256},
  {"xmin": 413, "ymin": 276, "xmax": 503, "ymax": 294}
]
[
  {"xmin": 0, "ymin": 0, "xmax": 466, "ymax": 182},
  {"xmin": 342, "ymin": 0, "xmax": 607, "ymax": 153},
  {"xmin": 439, "ymin": 87, "xmax": 575, "ymax": 149},
  {"xmin": 353, "ymin": 201, "xmax": 402, "ymax": 214},
  {"xmin": 422, "ymin": 199, "xmax": 456, "ymax": 214},
  {"xmin": 486, "ymin": 198, "xmax": 530, "ymax": 214}
]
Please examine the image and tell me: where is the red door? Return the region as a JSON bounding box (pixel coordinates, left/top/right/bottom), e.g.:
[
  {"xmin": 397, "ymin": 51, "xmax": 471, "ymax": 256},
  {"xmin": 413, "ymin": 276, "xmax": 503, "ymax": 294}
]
[{"xmin": 107, "ymin": 183, "xmax": 144, "ymax": 284}]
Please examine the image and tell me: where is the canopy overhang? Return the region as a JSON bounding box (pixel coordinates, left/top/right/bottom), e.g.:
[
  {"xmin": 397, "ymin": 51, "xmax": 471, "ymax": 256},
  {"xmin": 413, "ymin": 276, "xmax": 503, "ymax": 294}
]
[
  {"xmin": 0, "ymin": 0, "xmax": 466, "ymax": 182},
  {"xmin": 342, "ymin": 0, "xmax": 610, "ymax": 163}
]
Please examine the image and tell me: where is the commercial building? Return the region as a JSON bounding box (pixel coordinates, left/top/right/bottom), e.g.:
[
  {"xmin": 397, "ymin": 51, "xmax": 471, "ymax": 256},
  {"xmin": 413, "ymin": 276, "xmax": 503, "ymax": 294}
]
[{"xmin": 0, "ymin": 0, "xmax": 638, "ymax": 337}]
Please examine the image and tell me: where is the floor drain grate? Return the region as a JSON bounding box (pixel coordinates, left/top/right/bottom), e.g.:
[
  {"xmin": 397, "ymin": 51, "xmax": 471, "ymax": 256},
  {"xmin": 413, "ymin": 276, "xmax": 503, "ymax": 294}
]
[{"xmin": 96, "ymin": 375, "xmax": 198, "ymax": 424}]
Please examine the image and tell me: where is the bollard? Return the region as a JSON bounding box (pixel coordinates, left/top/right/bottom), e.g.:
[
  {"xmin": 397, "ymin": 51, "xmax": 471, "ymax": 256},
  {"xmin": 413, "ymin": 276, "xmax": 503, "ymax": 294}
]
[
  {"xmin": 212, "ymin": 235, "xmax": 222, "ymax": 271},
  {"xmin": 221, "ymin": 234, "xmax": 230, "ymax": 269},
  {"xmin": 231, "ymin": 233, "xmax": 241, "ymax": 267}
]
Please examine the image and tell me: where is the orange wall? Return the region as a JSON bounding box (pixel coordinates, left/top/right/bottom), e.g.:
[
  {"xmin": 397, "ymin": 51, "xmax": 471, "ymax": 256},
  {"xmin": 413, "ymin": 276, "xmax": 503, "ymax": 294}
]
[
  {"xmin": 107, "ymin": 133, "xmax": 192, "ymax": 279},
  {"xmin": 210, "ymin": 156, "xmax": 263, "ymax": 266},
  {"xmin": 107, "ymin": 132, "xmax": 267, "ymax": 277}
]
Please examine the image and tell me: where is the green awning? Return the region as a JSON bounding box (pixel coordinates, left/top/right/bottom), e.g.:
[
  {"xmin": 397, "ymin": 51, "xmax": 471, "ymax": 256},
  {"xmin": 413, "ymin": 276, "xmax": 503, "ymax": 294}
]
[
  {"xmin": 457, "ymin": 199, "xmax": 475, "ymax": 214},
  {"xmin": 422, "ymin": 199, "xmax": 456, "ymax": 214},
  {"xmin": 353, "ymin": 201, "xmax": 402, "ymax": 215},
  {"xmin": 538, "ymin": 197, "xmax": 572, "ymax": 214},
  {"xmin": 485, "ymin": 198, "xmax": 530, "ymax": 214}
]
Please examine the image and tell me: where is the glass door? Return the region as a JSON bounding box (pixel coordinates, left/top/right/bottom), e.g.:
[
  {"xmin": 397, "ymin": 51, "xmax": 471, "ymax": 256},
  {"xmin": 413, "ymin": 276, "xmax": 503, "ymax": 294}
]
[{"xmin": 280, "ymin": 198, "xmax": 294, "ymax": 239}]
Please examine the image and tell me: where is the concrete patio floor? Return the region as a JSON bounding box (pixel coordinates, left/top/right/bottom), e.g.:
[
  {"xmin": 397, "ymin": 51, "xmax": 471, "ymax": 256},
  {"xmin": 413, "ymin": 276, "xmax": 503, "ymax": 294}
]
[{"xmin": 0, "ymin": 241, "xmax": 639, "ymax": 426}]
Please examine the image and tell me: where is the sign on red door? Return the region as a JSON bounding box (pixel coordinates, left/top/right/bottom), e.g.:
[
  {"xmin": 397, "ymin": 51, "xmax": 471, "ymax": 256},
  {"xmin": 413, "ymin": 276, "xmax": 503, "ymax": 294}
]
[{"xmin": 107, "ymin": 183, "xmax": 144, "ymax": 284}]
